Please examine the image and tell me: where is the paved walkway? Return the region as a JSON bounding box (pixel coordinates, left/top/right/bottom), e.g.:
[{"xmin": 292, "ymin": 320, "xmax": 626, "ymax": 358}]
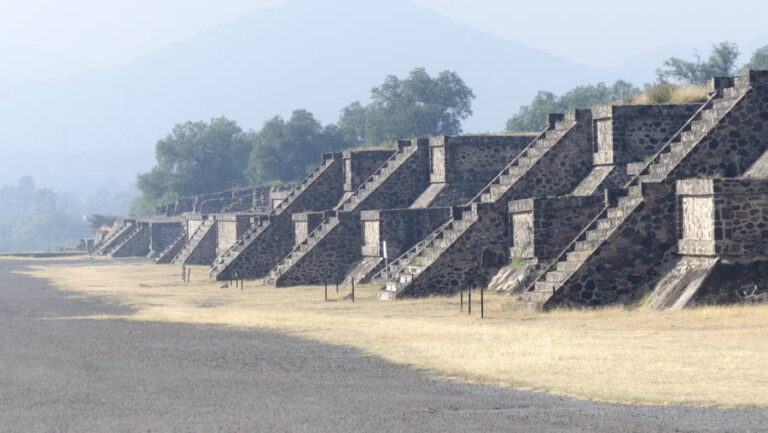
[{"xmin": 0, "ymin": 259, "xmax": 766, "ymax": 432}]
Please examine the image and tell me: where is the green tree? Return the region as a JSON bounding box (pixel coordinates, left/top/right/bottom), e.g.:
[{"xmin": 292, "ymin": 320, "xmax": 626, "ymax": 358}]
[
  {"xmin": 246, "ymin": 110, "xmax": 339, "ymax": 184},
  {"xmin": 506, "ymin": 80, "xmax": 639, "ymax": 132},
  {"xmin": 742, "ymin": 45, "xmax": 768, "ymax": 72},
  {"xmin": 134, "ymin": 117, "xmax": 252, "ymax": 213},
  {"xmin": 87, "ymin": 214, "xmax": 117, "ymax": 230},
  {"xmin": 658, "ymin": 42, "xmax": 740, "ymax": 84},
  {"xmin": 339, "ymin": 68, "xmax": 475, "ymax": 146}
]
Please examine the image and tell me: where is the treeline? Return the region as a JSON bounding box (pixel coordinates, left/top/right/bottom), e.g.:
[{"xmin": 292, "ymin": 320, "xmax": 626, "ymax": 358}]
[
  {"xmin": 506, "ymin": 42, "xmax": 768, "ymax": 132},
  {"xmin": 134, "ymin": 68, "xmax": 475, "ymax": 214},
  {"xmin": 0, "ymin": 177, "xmax": 90, "ymax": 252}
]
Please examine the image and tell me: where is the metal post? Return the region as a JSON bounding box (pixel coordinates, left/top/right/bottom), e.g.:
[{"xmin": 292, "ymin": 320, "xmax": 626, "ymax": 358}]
[
  {"xmin": 468, "ymin": 288, "xmax": 472, "ymax": 315},
  {"xmin": 460, "ymin": 287, "xmax": 464, "ymax": 312},
  {"xmin": 336, "ymin": 282, "xmax": 339, "ymax": 295},
  {"xmin": 182, "ymin": 265, "xmax": 186, "ymax": 283},
  {"xmin": 351, "ymin": 278, "xmax": 355, "ymax": 303},
  {"xmin": 324, "ymin": 280, "xmax": 328, "ymax": 302},
  {"xmin": 481, "ymin": 286, "xmax": 484, "ymax": 319},
  {"xmin": 187, "ymin": 267, "xmax": 191, "ymax": 283},
  {"xmin": 241, "ymin": 279, "xmax": 244, "ymax": 290}
]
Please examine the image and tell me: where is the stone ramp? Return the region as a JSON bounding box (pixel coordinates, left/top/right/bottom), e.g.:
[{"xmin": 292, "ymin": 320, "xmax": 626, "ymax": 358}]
[
  {"xmin": 647, "ymin": 256, "xmax": 719, "ymax": 310},
  {"xmin": 343, "ymin": 256, "xmax": 384, "ymax": 285}
]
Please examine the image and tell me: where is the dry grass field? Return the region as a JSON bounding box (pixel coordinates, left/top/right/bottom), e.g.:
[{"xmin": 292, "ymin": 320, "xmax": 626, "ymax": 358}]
[{"xmin": 20, "ymin": 259, "xmax": 768, "ymax": 407}]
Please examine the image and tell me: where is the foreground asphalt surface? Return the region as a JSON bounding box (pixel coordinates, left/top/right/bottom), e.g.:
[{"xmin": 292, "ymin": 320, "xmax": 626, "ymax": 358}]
[{"xmin": 0, "ymin": 259, "xmax": 766, "ymax": 432}]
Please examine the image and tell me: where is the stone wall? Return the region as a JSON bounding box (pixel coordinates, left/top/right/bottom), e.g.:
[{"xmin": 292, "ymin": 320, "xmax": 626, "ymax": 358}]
[
  {"xmin": 361, "ymin": 207, "xmax": 453, "ymax": 259},
  {"xmin": 293, "ymin": 212, "xmax": 325, "ymax": 245},
  {"xmin": 184, "ymin": 219, "xmax": 218, "ymax": 266},
  {"xmin": 546, "ymin": 182, "xmax": 679, "ymax": 307},
  {"xmin": 571, "ymin": 104, "xmax": 700, "ymax": 196},
  {"xmin": 217, "ymin": 150, "xmax": 393, "ymax": 280},
  {"xmin": 348, "ymin": 139, "xmax": 432, "ymax": 211},
  {"xmin": 402, "ymin": 203, "xmax": 510, "ymax": 297},
  {"xmin": 393, "ymin": 110, "xmax": 596, "ymax": 297},
  {"xmin": 274, "ymin": 212, "xmax": 362, "ymax": 286},
  {"xmin": 412, "ymin": 135, "xmax": 535, "ymax": 207},
  {"xmin": 110, "ymin": 224, "xmax": 151, "ymax": 258},
  {"xmin": 677, "ymin": 178, "xmax": 768, "ymax": 257},
  {"xmin": 148, "ymin": 221, "xmax": 185, "ymax": 255},
  {"xmin": 216, "ymin": 214, "xmax": 256, "ymax": 255},
  {"xmin": 591, "ymin": 104, "xmax": 700, "ymax": 165},
  {"xmin": 343, "ymin": 150, "xmax": 396, "ymax": 193},
  {"xmin": 541, "ymin": 72, "xmax": 768, "ymax": 309},
  {"xmin": 509, "ymin": 195, "xmax": 604, "ymax": 260}
]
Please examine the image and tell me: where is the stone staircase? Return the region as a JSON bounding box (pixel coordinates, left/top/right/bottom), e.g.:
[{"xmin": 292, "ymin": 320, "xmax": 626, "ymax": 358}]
[
  {"xmin": 264, "ymin": 214, "xmax": 341, "ymax": 284},
  {"xmin": 518, "ymin": 75, "xmax": 755, "ymax": 310},
  {"xmin": 210, "ymin": 156, "xmax": 337, "ymax": 279},
  {"xmin": 92, "ymin": 221, "xmax": 134, "ymax": 255},
  {"xmin": 172, "ymin": 218, "xmax": 215, "ymax": 265},
  {"xmin": 474, "ymin": 111, "xmax": 581, "ymax": 204},
  {"xmin": 154, "ymin": 230, "xmax": 188, "ymax": 264},
  {"xmin": 375, "ymin": 110, "xmax": 590, "ymax": 300},
  {"xmin": 377, "ymin": 206, "xmax": 478, "ymax": 300},
  {"xmin": 261, "ymin": 141, "xmax": 426, "ymax": 285},
  {"xmin": 106, "ymin": 224, "xmax": 144, "ymax": 257},
  {"xmin": 335, "ymin": 142, "xmax": 418, "ymax": 212},
  {"xmin": 516, "ymin": 193, "xmax": 644, "ymax": 308}
]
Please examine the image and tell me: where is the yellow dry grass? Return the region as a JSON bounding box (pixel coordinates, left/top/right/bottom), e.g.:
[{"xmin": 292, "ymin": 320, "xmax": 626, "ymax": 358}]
[
  {"xmin": 21, "ymin": 260, "xmax": 768, "ymax": 407},
  {"xmin": 631, "ymin": 85, "xmax": 709, "ymax": 105}
]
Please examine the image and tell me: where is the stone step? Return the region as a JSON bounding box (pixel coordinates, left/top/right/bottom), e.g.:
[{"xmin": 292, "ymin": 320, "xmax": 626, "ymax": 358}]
[
  {"xmin": 545, "ymin": 270, "xmax": 568, "ymax": 282},
  {"xmin": 626, "ymin": 162, "xmax": 646, "ymax": 176},
  {"xmin": 499, "ymin": 174, "xmax": 517, "ymax": 184},
  {"xmin": 567, "ymin": 250, "xmax": 592, "ymax": 262},
  {"xmin": 680, "ymin": 130, "xmax": 697, "ymax": 142},
  {"xmin": 607, "ymin": 206, "xmax": 628, "ymax": 219},
  {"xmin": 596, "ymin": 217, "xmax": 619, "ymax": 231},
  {"xmin": 533, "ymin": 281, "xmax": 559, "ymax": 294},
  {"xmin": 555, "ymin": 260, "xmax": 582, "ymax": 273},
  {"xmin": 575, "ymin": 239, "xmax": 600, "ymax": 251},
  {"xmin": 506, "ymin": 165, "xmax": 526, "ymax": 177},
  {"xmin": 480, "ymin": 193, "xmax": 494, "ymax": 203},
  {"xmin": 525, "ymin": 146, "xmax": 547, "ymax": 157},
  {"xmin": 517, "ymin": 290, "xmax": 550, "ymax": 304},
  {"xmin": 490, "ymin": 183, "xmax": 508, "ymax": 197},
  {"xmin": 586, "ymin": 227, "xmax": 609, "ymax": 241}
]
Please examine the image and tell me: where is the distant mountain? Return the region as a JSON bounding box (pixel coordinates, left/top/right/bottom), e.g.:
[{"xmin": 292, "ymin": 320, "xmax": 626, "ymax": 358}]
[{"xmin": 0, "ymin": 0, "xmax": 605, "ymax": 194}]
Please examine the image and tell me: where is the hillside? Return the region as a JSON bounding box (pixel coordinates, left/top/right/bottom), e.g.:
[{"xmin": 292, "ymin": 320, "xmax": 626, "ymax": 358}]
[{"xmin": 0, "ymin": 0, "xmax": 602, "ymax": 194}]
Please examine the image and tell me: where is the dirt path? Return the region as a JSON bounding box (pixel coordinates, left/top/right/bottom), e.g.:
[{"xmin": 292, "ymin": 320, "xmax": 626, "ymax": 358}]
[{"xmin": 0, "ymin": 258, "xmax": 765, "ymax": 432}]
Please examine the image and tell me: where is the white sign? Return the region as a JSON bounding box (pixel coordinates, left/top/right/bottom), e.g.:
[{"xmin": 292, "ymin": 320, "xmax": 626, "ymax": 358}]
[{"xmin": 382, "ymin": 241, "xmax": 388, "ymax": 259}]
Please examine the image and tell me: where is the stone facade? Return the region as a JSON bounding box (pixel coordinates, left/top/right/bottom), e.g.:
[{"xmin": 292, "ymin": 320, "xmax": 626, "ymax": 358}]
[
  {"xmin": 105, "ymin": 218, "xmax": 184, "ymax": 258},
  {"xmin": 381, "ymin": 109, "xmax": 596, "ymax": 299},
  {"xmin": 522, "ymin": 71, "xmax": 768, "ymax": 310},
  {"xmin": 216, "ymin": 214, "xmax": 257, "ymax": 255},
  {"xmin": 571, "ymin": 104, "xmax": 699, "ymax": 196},
  {"xmin": 411, "ymin": 135, "xmax": 536, "ymax": 207},
  {"xmin": 154, "ymin": 184, "xmax": 297, "ymax": 217},
  {"xmin": 293, "ymin": 212, "xmax": 325, "ymax": 245},
  {"xmin": 213, "ymin": 150, "xmax": 394, "ymax": 280},
  {"xmin": 266, "ymin": 140, "xmax": 431, "ymax": 285},
  {"xmin": 648, "ymin": 178, "xmax": 768, "ymax": 309}
]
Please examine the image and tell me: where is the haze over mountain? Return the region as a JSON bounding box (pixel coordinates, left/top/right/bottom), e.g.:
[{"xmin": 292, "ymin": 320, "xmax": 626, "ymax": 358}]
[{"xmin": 0, "ymin": 0, "xmax": 611, "ymax": 198}]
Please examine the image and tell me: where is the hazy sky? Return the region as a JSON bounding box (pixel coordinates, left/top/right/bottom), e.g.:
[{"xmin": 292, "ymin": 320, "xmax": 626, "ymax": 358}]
[{"xmin": 1, "ymin": 0, "xmax": 767, "ymax": 84}]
